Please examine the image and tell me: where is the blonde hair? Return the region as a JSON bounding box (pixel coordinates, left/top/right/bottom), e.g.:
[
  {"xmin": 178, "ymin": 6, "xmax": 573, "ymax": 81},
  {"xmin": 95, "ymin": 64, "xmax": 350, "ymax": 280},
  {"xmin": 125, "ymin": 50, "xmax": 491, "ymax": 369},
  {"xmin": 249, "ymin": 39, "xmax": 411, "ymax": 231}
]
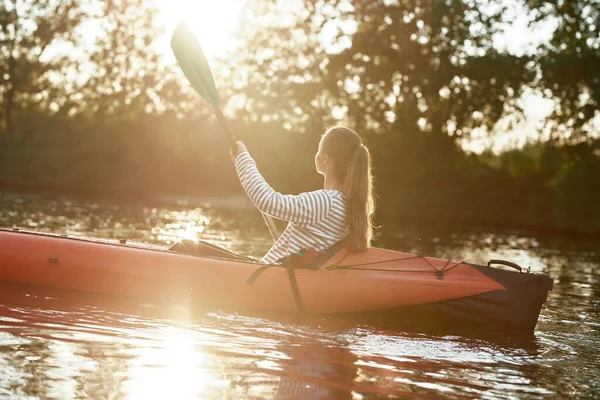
[{"xmin": 321, "ymin": 126, "xmax": 375, "ymax": 251}]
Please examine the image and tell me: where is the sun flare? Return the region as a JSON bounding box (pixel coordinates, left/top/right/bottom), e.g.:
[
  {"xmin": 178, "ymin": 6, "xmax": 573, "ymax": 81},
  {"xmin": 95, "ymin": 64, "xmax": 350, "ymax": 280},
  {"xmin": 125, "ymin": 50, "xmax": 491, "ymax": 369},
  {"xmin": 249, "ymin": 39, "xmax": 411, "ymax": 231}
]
[
  {"xmin": 123, "ymin": 327, "xmax": 220, "ymax": 399},
  {"xmin": 156, "ymin": 0, "xmax": 245, "ymax": 60}
]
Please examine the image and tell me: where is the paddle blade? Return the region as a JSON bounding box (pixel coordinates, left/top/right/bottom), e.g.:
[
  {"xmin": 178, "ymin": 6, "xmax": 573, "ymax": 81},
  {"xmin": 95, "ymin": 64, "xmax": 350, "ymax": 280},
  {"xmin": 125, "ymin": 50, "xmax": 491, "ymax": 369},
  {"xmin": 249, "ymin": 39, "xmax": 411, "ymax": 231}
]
[{"xmin": 170, "ymin": 20, "xmax": 220, "ymax": 108}]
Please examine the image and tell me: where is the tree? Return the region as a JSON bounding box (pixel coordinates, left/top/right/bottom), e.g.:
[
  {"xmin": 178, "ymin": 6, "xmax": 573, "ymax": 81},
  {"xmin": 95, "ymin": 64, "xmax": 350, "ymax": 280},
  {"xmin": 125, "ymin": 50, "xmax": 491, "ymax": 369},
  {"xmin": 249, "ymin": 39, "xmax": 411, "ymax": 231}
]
[
  {"xmin": 0, "ymin": 0, "xmax": 86, "ymax": 137},
  {"xmin": 78, "ymin": 0, "xmax": 196, "ymax": 123},
  {"xmin": 227, "ymin": 0, "xmax": 535, "ymax": 146},
  {"xmin": 527, "ymin": 0, "xmax": 600, "ymax": 140}
]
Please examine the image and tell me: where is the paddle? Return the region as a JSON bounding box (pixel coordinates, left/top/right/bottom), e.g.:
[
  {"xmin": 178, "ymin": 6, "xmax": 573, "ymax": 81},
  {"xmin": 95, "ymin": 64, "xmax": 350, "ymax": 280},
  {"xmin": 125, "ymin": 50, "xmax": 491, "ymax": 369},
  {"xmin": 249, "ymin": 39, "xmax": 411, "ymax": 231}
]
[{"xmin": 170, "ymin": 20, "xmax": 279, "ymax": 241}]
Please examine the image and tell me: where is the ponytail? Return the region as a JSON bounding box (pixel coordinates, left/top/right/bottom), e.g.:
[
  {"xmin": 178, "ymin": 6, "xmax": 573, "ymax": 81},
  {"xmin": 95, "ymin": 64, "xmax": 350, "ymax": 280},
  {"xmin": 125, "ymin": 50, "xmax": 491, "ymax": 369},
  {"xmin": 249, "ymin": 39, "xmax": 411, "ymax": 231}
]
[{"xmin": 322, "ymin": 127, "xmax": 375, "ymax": 252}]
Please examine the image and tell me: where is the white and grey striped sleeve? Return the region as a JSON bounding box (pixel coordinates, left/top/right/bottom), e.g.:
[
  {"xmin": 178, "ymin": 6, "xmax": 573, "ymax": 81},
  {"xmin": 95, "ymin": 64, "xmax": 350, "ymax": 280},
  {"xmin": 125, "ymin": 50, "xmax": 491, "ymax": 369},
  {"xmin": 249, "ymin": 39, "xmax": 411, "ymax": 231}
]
[{"xmin": 235, "ymin": 152, "xmax": 332, "ymax": 226}]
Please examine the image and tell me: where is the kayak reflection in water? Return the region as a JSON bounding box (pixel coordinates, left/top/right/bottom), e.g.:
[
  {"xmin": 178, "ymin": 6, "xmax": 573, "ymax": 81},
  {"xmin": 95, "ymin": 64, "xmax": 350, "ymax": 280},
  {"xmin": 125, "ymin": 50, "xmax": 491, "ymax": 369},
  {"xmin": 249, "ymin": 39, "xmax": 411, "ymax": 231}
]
[{"xmin": 231, "ymin": 126, "xmax": 376, "ymax": 264}]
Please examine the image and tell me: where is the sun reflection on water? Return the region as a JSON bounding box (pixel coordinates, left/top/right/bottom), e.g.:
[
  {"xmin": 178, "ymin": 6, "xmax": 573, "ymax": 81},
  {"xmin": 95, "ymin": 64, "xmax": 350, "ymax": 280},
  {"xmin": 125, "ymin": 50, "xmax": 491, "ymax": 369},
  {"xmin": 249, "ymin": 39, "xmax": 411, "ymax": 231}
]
[
  {"xmin": 152, "ymin": 208, "xmax": 211, "ymax": 244},
  {"xmin": 122, "ymin": 327, "xmax": 226, "ymax": 399}
]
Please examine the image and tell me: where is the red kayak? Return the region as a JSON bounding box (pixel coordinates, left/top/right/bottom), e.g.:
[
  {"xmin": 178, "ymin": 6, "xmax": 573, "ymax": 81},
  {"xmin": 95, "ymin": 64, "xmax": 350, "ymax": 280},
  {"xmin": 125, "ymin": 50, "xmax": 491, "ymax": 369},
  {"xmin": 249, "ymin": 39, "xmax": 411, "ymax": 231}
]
[{"xmin": 0, "ymin": 228, "xmax": 553, "ymax": 331}]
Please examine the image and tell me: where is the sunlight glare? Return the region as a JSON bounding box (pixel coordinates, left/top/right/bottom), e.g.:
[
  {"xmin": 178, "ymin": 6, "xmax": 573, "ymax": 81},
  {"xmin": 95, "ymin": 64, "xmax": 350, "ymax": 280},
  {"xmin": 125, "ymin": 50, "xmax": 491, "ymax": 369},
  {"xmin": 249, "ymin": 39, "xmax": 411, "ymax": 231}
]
[
  {"xmin": 123, "ymin": 327, "xmax": 224, "ymax": 399},
  {"xmin": 156, "ymin": 0, "xmax": 245, "ymax": 61}
]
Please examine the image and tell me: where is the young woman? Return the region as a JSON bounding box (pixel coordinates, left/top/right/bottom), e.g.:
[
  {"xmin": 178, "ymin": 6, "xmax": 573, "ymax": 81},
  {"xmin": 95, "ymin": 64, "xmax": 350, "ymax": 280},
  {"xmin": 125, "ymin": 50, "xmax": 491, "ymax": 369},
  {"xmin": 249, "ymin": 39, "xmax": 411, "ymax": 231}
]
[{"xmin": 233, "ymin": 126, "xmax": 376, "ymax": 264}]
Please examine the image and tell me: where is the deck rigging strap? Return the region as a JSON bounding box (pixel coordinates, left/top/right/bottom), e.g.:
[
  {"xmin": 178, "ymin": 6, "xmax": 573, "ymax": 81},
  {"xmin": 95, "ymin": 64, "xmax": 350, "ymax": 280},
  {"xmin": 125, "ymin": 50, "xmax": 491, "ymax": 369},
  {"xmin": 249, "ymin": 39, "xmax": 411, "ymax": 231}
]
[
  {"xmin": 245, "ymin": 241, "xmax": 346, "ymax": 312},
  {"xmin": 245, "ymin": 242, "xmax": 466, "ymax": 311},
  {"xmin": 245, "ymin": 263, "xmax": 316, "ymax": 312},
  {"xmin": 325, "ymin": 253, "xmax": 468, "ymax": 278},
  {"xmin": 286, "ymin": 268, "xmax": 305, "ymax": 312},
  {"xmin": 245, "ymin": 263, "xmax": 310, "ymax": 311}
]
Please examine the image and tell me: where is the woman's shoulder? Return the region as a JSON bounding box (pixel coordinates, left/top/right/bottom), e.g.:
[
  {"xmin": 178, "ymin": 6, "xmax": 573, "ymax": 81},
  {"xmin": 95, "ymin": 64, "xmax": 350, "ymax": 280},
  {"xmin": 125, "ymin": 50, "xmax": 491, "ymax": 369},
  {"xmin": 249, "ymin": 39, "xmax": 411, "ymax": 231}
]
[
  {"xmin": 301, "ymin": 189, "xmax": 343, "ymax": 198},
  {"xmin": 322, "ymin": 189, "xmax": 344, "ymax": 199}
]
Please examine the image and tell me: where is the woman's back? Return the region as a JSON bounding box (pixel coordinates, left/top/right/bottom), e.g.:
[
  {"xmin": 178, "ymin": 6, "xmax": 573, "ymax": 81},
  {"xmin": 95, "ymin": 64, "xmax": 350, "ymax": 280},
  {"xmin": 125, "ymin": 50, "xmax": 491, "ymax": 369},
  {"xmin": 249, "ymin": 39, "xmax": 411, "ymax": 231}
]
[
  {"xmin": 262, "ymin": 189, "xmax": 348, "ymax": 264},
  {"xmin": 236, "ymin": 152, "xmax": 349, "ymax": 264},
  {"xmin": 233, "ymin": 125, "xmax": 375, "ymax": 264}
]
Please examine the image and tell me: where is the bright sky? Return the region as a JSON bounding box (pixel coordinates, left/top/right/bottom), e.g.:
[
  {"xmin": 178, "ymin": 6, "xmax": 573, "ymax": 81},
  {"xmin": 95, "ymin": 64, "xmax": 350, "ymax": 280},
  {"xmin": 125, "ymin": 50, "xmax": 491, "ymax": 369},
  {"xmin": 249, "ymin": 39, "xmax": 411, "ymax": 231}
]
[{"xmin": 154, "ymin": 0, "xmax": 246, "ymax": 62}]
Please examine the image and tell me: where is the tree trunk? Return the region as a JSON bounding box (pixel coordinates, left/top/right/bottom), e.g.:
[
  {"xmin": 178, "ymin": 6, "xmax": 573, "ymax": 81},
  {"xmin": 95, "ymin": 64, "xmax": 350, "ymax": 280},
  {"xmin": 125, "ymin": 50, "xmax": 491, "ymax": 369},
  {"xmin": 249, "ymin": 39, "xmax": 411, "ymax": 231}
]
[{"xmin": 3, "ymin": 89, "xmax": 14, "ymax": 138}]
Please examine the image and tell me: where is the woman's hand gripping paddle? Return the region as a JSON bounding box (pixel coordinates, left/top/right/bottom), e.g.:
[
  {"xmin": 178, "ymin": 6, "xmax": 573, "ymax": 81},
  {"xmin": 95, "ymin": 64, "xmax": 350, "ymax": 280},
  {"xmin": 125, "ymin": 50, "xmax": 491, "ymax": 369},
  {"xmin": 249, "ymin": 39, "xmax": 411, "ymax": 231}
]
[{"xmin": 170, "ymin": 20, "xmax": 280, "ymax": 242}]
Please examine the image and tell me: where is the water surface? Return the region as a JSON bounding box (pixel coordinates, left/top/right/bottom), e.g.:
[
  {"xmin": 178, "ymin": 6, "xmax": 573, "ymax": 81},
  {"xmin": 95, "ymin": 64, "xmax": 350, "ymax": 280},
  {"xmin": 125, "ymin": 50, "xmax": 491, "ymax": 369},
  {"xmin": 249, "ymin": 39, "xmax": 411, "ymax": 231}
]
[{"xmin": 0, "ymin": 191, "xmax": 598, "ymax": 399}]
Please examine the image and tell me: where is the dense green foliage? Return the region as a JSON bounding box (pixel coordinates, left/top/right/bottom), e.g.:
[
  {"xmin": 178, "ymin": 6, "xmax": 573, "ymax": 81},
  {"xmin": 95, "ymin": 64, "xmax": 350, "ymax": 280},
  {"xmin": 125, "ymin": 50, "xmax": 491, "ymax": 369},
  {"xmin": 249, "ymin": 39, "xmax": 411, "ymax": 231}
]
[{"xmin": 0, "ymin": 0, "xmax": 598, "ymax": 234}]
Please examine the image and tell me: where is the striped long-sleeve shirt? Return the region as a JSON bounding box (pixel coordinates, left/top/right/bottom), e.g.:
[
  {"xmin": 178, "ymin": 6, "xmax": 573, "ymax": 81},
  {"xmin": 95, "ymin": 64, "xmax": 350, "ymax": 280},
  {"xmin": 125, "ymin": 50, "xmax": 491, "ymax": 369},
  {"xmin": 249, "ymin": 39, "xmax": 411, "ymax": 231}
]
[{"xmin": 235, "ymin": 151, "xmax": 349, "ymax": 264}]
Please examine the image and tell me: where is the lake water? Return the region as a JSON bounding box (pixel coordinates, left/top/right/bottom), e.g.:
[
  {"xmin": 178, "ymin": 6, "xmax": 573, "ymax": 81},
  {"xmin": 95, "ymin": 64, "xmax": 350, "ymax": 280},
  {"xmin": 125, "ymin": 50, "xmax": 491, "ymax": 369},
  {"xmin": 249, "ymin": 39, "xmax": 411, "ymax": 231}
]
[{"xmin": 0, "ymin": 190, "xmax": 598, "ymax": 399}]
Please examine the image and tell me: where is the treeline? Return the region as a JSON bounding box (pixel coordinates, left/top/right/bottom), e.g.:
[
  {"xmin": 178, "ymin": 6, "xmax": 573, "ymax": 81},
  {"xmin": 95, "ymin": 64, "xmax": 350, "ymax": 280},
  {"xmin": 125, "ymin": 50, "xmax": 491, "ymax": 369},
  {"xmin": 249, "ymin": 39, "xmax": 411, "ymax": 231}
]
[{"xmin": 0, "ymin": 0, "xmax": 598, "ymax": 234}]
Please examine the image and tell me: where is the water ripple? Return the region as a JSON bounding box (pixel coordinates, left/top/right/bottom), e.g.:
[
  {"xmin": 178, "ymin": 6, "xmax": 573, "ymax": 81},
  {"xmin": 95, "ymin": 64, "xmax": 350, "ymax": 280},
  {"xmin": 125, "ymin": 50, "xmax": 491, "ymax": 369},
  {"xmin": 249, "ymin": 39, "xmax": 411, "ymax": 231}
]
[{"xmin": 0, "ymin": 191, "xmax": 599, "ymax": 399}]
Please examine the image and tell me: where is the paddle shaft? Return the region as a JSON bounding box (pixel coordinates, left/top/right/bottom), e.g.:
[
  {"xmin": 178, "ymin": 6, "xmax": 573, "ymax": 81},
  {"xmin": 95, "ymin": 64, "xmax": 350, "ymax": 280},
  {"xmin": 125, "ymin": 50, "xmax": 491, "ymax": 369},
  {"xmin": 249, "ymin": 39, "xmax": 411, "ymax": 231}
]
[
  {"xmin": 213, "ymin": 107, "xmax": 237, "ymax": 150},
  {"xmin": 212, "ymin": 107, "xmax": 280, "ymax": 242}
]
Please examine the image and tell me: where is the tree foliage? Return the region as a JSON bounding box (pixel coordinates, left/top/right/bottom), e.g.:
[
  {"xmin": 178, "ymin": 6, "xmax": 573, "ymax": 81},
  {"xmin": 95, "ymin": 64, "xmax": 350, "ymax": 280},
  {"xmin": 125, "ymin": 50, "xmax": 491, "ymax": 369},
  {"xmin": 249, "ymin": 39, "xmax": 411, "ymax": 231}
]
[
  {"xmin": 527, "ymin": 0, "xmax": 600, "ymax": 138},
  {"xmin": 79, "ymin": 0, "xmax": 192, "ymax": 122},
  {"xmin": 0, "ymin": 0, "xmax": 86, "ymax": 137},
  {"xmin": 227, "ymin": 0, "xmax": 535, "ymax": 146}
]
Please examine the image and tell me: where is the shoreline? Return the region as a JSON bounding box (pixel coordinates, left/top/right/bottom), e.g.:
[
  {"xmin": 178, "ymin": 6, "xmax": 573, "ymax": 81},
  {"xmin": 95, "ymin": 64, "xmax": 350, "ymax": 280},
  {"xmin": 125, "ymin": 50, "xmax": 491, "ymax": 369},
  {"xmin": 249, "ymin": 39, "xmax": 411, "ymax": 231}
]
[{"xmin": 1, "ymin": 186, "xmax": 599, "ymax": 241}]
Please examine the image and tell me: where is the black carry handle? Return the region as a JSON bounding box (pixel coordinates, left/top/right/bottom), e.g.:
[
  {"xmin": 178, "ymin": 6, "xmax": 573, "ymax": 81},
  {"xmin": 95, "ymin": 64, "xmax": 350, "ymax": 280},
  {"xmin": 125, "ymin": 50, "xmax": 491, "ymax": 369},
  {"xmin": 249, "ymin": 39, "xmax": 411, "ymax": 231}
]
[{"xmin": 487, "ymin": 259, "xmax": 529, "ymax": 273}]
